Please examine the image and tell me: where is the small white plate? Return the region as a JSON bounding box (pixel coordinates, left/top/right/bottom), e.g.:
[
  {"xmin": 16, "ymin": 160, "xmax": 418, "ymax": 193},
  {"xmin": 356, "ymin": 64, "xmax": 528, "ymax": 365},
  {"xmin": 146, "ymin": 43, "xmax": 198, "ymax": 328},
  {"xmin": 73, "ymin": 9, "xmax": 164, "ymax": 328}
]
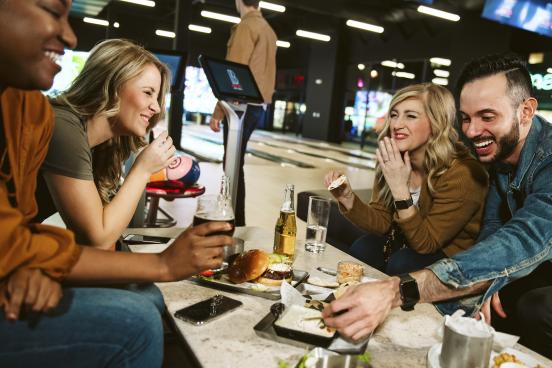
[
  {"xmin": 427, "ymin": 344, "xmax": 546, "ymax": 368},
  {"xmin": 490, "ymin": 348, "xmax": 546, "ymax": 367},
  {"xmin": 427, "ymin": 343, "xmax": 443, "ymax": 368}
]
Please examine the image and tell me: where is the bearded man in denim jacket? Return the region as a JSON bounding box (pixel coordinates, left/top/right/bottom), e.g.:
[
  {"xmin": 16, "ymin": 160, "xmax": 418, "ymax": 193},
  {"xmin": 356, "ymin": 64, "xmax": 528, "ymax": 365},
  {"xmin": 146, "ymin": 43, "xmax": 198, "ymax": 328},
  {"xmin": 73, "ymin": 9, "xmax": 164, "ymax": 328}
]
[{"xmin": 322, "ymin": 54, "xmax": 552, "ymax": 359}]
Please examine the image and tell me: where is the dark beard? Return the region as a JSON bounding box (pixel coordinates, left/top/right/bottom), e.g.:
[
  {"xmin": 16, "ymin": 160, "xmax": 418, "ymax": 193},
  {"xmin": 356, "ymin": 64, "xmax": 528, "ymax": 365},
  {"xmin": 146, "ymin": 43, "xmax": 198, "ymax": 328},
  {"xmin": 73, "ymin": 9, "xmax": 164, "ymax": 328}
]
[{"xmin": 493, "ymin": 117, "xmax": 520, "ymax": 163}]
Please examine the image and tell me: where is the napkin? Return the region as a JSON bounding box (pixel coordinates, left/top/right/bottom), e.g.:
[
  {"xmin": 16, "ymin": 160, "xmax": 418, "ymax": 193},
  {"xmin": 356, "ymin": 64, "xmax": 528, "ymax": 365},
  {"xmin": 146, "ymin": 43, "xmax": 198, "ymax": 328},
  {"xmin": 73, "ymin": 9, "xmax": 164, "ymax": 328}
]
[{"xmin": 438, "ymin": 310, "xmax": 520, "ymax": 352}]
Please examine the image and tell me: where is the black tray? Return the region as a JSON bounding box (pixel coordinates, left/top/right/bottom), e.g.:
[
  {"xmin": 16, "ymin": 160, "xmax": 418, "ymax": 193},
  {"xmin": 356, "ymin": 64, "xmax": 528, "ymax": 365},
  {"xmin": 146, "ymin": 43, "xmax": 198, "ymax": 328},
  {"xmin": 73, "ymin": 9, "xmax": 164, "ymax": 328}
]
[
  {"xmin": 190, "ymin": 270, "xmax": 309, "ymax": 300},
  {"xmin": 253, "ymin": 303, "xmax": 369, "ymax": 354},
  {"xmin": 273, "ymin": 309, "xmax": 336, "ymax": 348}
]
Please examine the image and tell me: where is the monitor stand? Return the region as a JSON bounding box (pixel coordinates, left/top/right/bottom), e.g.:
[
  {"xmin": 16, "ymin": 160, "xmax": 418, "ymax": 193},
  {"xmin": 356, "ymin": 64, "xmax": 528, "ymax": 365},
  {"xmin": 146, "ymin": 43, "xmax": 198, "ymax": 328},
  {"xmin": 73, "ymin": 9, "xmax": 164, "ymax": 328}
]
[{"xmin": 218, "ymin": 100, "xmax": 248, "ymax": 211}]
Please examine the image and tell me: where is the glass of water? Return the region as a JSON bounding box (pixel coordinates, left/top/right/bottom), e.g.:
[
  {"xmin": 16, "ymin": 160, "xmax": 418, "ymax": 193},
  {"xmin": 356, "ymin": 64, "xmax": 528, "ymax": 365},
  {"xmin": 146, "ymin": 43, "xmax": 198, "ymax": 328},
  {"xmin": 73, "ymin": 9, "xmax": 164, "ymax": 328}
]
[{"xmin": 305, "ymin": 196, "xmax": 331, "ymax": 253}]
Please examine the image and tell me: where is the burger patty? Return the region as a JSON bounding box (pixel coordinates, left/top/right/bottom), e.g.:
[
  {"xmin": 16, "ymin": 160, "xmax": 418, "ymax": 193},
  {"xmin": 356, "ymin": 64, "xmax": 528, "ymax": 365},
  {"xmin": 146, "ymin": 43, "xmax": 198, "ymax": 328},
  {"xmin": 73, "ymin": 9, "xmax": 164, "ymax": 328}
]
[{"xmin": 262, "ymin": 269, "xmax": 293, "ymax": 280}]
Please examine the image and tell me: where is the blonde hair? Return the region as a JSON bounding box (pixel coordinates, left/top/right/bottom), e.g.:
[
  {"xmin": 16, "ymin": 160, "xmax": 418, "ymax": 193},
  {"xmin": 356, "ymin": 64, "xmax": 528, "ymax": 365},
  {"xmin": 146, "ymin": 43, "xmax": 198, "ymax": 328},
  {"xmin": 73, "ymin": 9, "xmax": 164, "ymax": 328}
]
[
  {"xmin": 376, "ymin": 83, "xmax": 468, "ymax": 207},
  {"xmin": 55, "ymin": 39, "xmax": 170, "ymax": 203}
]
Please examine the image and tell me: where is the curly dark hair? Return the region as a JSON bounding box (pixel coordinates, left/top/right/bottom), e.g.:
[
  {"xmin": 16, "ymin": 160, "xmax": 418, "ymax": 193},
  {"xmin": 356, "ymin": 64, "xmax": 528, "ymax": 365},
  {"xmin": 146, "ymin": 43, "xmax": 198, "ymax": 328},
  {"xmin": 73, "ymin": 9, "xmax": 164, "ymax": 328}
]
[{"xmin": 456, "ymin": 53, "xmax": 534, "ymax": 107}]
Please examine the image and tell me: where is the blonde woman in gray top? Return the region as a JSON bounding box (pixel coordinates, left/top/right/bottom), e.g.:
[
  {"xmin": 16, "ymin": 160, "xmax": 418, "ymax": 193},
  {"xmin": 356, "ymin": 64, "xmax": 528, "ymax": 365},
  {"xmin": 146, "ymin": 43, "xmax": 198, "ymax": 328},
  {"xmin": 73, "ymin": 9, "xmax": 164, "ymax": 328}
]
[{"xmin": 35, "ymin": 39, "xmax": 175, "ymax": 250}]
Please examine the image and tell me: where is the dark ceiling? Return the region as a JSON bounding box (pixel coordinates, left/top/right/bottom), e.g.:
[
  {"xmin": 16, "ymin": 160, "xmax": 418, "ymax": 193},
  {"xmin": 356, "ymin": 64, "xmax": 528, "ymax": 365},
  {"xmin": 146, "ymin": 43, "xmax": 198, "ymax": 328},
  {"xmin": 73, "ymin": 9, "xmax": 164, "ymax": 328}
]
[{"xmin": 72, "ymin": 0, "xmax": 487, "ymax": 26}]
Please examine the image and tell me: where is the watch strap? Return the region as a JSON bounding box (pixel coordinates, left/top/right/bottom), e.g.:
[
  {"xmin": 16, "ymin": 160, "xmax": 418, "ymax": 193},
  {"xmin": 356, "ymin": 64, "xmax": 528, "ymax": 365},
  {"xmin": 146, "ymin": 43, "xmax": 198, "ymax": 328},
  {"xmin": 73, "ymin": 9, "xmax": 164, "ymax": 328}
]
[
  {"xmin": 398, "ymin": 273, "xmax": 420, "ymax": 311},
  {"xmin": 394, "ymin": 196, "xmax": 413, "ymax": 210}
]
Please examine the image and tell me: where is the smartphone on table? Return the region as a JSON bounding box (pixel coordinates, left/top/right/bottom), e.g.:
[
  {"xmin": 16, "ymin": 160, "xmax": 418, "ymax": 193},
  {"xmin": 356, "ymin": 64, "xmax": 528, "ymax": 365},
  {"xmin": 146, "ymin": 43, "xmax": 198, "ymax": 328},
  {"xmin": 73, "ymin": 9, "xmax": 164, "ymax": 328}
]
[
  {"xmin": 174, "ymin": 295, "xmax": 242, "ymax": 325},
  {"xmin": 123, "ymin": 234, "xmax": 172, "ymax": 244}
]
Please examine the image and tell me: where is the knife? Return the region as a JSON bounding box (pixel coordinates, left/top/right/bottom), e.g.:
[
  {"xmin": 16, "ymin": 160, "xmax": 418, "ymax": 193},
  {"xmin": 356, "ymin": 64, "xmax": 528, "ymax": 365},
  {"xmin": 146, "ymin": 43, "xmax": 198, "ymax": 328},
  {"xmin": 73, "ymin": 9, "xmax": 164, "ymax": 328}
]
[{"xmin": 316, "ymin": 267, "xmax": 337, "ymax": 276}]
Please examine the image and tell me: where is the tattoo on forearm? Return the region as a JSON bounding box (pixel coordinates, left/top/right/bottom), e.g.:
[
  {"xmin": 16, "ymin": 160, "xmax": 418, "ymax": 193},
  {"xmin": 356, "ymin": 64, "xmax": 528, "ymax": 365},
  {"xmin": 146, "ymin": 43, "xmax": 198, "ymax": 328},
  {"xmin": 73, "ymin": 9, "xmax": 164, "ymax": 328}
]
[{"xmin": 414, "ymin": 270, "xmax": 490, "ymax": 304}]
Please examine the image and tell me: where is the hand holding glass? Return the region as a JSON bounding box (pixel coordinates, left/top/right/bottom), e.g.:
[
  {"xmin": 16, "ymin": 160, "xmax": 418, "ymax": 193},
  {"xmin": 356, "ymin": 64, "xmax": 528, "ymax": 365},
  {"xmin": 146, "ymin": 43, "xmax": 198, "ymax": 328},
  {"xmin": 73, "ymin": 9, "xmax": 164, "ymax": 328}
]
[
  {"xmin": 193, "ymin": 195, "xmax": 235, "ymax": 237},
  {"xmin": 305, "ymin": 196, "xmax": 330, "ymax": 253}
]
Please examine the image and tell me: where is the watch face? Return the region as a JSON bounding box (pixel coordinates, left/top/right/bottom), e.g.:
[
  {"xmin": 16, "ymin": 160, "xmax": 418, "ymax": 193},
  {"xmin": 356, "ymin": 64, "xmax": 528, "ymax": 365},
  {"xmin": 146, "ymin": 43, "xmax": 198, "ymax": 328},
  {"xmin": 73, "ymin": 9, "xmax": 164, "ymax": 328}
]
[{"xmin": 402, "ymin": 280, "xmax": 419, "ymax": 300}]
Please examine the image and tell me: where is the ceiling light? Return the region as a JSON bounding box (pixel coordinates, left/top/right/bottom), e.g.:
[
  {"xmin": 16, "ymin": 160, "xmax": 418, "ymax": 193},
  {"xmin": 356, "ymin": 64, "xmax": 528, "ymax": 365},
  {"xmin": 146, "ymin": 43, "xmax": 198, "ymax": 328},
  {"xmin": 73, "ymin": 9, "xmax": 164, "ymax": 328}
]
[
  {"xmin": 346, "ymin": 19, "xmax": 384, "ymax": 33},
  {"xmin": 155, "ymin": 29, "xmax": 175, "ymax": 38},
  {"xmin": 433, "ymin": 69, "xmax": 450, "ymax": 77},
  {"xmin": 430, "ymin": 57, "xmax": 451, "ymax": 66},
  {"xmin": 276, "ymin": 40, "xmax": 290, "ymax": 48},
  {"xmin": 381, "ymin": 60, "xmax": 405, "ymax": 69},
  {"xmin": 201, "ymin": 10, "xmax": 240, "ymax": 24},
  {"xmin": 118, "ymin": 0, "xmax": 155, "ymax": 7},
  {"xmin": 370, "ymin": 70, "xmax": 378, "ymax": 78},
  {"xmin": 432, "ymin": 77, "xmax": 448, "ymax": 85},
  {"xmin": 358, "ymin": 63, "xmax": 366, "ymax": 71},
  {"xmin": 259, "ymin": 1, "xmax": 285, "ymax": 12},
  {"xmin": 188, "ymin": 24, "xmax": 211, "ymax": 34},
  {"xmin": 547, "ymin": 67, "xmax": 552, "ymax": 74},
  {"xmin": 417, "ymin": 5, "xmax": 460, "ymax": 22},
  {"xmin": 113, "ymin": 22, "xmax": 120, "ymax": 28},
  {"xmin": 296, "ymin": 29, "xmax": 331, "ymax": 42},
  {"xmin": 83, "ymin": 17, "xmax": 109, "ymax": 26},
  {"xmin": 392, "ymin": 71, "xmax": 415, "ymax": 79},
  {"xmin": 528, "ymin": 53, "xmax": 544, "ymax": 64}
]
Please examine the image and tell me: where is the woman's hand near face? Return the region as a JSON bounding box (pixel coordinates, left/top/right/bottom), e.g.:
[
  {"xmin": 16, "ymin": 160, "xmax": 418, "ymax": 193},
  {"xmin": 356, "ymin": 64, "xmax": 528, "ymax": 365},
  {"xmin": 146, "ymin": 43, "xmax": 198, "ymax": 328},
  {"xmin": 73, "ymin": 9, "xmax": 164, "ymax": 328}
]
[
  {"xmin": 376, "ymin": 137, "xmax": 412, "ymax": 200},
  {"xmin": 324, "ymin": 171, "xmax": 355, "ymax": 210},
  {"xmin": 135, "ymin": 131, "xmax": 176, "ymax": 176}
]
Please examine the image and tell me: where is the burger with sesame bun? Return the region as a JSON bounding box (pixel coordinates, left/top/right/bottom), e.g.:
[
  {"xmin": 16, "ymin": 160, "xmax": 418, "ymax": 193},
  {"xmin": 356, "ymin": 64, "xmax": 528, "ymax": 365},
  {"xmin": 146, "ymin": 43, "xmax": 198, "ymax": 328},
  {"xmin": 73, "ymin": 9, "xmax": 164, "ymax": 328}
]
[{"xmin": 228, "ymin": 249, "xmax": 293, "ymax": 286}]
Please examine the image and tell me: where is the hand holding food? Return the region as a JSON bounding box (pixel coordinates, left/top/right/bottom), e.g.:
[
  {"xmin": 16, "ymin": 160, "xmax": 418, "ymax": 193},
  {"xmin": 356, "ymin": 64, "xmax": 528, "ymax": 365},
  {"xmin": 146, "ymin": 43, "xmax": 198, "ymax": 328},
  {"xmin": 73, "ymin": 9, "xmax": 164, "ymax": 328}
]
[
  {"xmin": 136, "ymin": 131, "xmax": 176, "ymax": 175},
  {"xmin": 323, "ymin": 171, "xmax": 354, "ymax": 210}
]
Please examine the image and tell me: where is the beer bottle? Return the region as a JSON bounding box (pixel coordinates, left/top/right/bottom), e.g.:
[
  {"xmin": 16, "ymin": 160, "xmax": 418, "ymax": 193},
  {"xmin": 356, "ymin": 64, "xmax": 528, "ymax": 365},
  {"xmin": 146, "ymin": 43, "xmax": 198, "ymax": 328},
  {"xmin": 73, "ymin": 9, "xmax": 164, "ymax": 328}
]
[{"xmin": 273, "ymin": 184, "xmax": 297, "ymax": 258}]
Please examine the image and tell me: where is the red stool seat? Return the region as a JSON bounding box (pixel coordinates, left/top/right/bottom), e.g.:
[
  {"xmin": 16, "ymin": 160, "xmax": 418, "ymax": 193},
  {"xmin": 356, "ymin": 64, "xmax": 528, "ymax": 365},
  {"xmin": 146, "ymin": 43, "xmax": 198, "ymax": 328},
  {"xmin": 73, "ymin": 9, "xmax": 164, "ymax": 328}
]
[{"xmin": 145, "ymin": 182, "xmax": 205, "ymax": 227}]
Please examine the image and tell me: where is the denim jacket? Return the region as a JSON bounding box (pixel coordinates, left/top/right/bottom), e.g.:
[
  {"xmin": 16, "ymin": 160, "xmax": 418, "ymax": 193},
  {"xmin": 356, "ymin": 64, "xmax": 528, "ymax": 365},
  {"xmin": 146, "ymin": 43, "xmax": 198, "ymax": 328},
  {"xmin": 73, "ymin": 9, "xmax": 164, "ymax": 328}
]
[{"xmin": 427, "ymin": 115, "xmax": 552, "ymax": 316}]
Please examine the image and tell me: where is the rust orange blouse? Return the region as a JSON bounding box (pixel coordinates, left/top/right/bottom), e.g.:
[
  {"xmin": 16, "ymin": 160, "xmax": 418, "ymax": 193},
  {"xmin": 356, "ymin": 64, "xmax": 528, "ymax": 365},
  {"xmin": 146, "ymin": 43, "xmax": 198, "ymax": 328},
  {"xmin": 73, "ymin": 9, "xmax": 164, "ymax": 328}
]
[{"xmin": 0, "ymin": 88, "xmax": 81, "ymax": 280}]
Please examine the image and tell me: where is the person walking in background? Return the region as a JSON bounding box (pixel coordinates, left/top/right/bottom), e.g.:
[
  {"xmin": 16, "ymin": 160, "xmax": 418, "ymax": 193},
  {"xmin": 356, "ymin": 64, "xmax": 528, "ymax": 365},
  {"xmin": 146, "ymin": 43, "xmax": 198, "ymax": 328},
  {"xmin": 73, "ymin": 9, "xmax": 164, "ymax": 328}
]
[{"xmin": 209, "ymin": 0, "xmax": 277, "ymax": 226}]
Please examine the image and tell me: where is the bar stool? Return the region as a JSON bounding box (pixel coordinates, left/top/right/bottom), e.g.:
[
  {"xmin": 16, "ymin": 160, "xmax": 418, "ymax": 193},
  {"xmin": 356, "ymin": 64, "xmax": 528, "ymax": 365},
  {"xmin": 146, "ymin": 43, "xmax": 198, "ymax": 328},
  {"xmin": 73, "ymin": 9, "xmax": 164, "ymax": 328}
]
[{"xmin": 145, "ymin": 182, "xmax": 205, "ymax": 228}]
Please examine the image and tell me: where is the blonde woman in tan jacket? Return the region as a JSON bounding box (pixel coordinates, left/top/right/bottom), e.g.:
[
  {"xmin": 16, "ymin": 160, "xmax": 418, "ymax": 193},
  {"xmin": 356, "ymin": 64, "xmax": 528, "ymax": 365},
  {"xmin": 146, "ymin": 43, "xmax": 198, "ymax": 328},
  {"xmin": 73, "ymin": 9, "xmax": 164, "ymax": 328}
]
[{"xmin": 325, "ymin": 83, "xmax": 488, "ymax": 275}]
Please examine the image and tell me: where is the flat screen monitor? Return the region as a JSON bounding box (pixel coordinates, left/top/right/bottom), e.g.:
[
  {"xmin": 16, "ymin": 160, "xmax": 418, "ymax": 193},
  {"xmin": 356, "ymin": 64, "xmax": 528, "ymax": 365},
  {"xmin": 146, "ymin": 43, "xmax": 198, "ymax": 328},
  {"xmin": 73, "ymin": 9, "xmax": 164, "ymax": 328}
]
[
  {"xmin": 482, "ymin": 0, "xmax": 552, "ymax": 37},
  {"xmin": 184, "ymin": 66, "xmax": 218, "ymax": 114},
  {"xmin": 151, "ymin": 49, "xmax": 187, "ymax": 91},
  {"xmin": 352, "ymin": 90, "xmax": 393, "ymax": 135},
  {"xmin": 198, "ymin": 55, "xmax": 264, "ymax": 104}
]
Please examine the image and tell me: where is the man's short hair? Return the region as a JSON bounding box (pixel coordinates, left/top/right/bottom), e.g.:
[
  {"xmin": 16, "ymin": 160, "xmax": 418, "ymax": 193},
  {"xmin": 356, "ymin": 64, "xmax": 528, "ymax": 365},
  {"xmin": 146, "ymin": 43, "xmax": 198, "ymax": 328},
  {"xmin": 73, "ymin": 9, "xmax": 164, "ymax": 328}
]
[
  {"xmin": 456, "ymin": 54, "xmax": 534, "ymax": 107},
  {"xmin": 242, "ymin": 0, "xmax": 260, "ymax": 8}
]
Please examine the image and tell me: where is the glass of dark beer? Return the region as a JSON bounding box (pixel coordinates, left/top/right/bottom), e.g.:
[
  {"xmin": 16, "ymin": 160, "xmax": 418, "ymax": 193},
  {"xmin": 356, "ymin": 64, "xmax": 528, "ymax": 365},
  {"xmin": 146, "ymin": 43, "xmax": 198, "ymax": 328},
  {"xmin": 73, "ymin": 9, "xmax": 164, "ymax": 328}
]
[
  {"xmin": 193, "ymin": 195, "xmax": 235, "ymax": 237},
  {"xmin": 193, "ymin": 194, "xmax": 237, "ymax": 270}
]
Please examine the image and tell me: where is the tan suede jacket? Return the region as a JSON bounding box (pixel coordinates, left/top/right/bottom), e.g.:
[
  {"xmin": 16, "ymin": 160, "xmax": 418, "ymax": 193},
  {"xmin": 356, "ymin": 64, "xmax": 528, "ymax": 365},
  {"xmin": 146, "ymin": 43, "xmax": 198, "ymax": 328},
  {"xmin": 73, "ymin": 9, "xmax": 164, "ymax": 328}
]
[
  {"xmin": 341, "ymin": 152, "xmax": 489, "ymax": 256},
  {"xmin": 212, "ymin": 9, "xmax": 277, "ymax": 120}
]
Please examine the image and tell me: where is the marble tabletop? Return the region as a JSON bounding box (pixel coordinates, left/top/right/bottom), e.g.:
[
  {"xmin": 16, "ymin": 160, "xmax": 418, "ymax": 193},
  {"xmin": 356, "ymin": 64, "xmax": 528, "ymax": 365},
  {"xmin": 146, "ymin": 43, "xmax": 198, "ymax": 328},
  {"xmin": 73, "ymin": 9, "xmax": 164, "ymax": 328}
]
[{"xmin": 125, "ymin": 226, "xmax": 552, "ymax": 368}]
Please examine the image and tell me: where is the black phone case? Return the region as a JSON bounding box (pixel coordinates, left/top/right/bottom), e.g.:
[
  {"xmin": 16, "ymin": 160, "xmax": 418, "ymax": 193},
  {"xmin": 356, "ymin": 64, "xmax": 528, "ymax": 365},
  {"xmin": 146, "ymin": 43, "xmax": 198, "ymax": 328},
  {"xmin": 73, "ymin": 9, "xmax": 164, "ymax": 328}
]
[{"xmin": 174, "ymin": 295, "xmax": 242, "ymax": 325}]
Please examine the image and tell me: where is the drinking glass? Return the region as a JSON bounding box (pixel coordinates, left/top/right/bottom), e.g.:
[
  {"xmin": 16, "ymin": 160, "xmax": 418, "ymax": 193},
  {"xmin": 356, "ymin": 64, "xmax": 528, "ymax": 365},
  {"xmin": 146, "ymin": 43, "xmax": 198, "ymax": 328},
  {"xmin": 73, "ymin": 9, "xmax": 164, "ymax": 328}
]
[
  {"xmin": 193, "ymin": 195, "xmax": 235, "ymax": 237},
  {"xmin": 304, "ymin": 196, "xmax": 330, "ymax": 253},
  {"xmin": 193, "ymin": 194, "xmax": 237, "ymax": 269}
]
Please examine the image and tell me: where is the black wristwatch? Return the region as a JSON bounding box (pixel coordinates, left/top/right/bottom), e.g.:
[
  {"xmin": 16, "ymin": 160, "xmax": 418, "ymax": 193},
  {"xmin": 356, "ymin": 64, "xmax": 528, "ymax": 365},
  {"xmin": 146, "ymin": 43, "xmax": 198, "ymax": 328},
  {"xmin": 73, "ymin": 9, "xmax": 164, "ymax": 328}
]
[
  {"xmin": 394, "ymin": 196, "xmax": 413, "ymax": 210},
  {"xmin": 398, "ymin": 273, "xmax": 420, "ymax": 311}
]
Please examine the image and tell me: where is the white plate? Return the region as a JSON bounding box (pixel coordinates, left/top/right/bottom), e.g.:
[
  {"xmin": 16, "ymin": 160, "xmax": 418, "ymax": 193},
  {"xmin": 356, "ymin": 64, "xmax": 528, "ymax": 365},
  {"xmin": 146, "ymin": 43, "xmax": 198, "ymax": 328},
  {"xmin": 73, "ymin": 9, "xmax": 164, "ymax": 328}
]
[
  {"xmin": 490, "ymin": 348, "xmax": 546, "ymax": 367},
  {"xmin": 427, "ymin": 344, "xmax": 546, "ymax": 368}
]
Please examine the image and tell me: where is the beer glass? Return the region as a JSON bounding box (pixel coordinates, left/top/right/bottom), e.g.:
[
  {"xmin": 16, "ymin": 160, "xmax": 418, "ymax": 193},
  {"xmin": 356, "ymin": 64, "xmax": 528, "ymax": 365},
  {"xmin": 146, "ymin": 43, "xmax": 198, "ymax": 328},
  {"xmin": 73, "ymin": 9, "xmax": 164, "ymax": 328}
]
[
  {"xmin": 304, "ymin": 196, "xmax": 330, "ymax": 253},
  {"xmin": 193, "ymin": 194, "xmax": 237, "ymax": 269},
  {"xmin": 193, "ymin": 195, "xmax": 235, "ymax": 237}
]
